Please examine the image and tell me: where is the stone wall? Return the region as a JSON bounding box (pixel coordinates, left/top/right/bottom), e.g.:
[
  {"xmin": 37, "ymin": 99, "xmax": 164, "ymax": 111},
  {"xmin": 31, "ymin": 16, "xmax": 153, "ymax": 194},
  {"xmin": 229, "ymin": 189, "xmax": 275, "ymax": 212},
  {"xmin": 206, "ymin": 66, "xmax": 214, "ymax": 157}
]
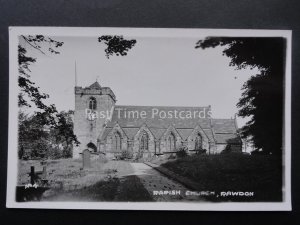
[{"xmin": 97, "ymin": 129, "xmax": 242, "ymax": 158}]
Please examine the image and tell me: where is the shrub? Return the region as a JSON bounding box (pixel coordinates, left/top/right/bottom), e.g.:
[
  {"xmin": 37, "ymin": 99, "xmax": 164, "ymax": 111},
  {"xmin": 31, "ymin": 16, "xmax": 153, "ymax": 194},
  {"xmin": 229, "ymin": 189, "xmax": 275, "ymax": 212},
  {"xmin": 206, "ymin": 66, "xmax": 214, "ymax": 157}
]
[
  {"xmin": 18, "ymin": 146, "xmax": 24, "ymax": 159},
  {"xmin": 176, "ymin": 147, "xmax": 188, "ymax": 158},
  {"xmin": 196, "ymin": 149, "xmax": 207, "ymax": 155},
  {"xmin": 22, "ymin": 153, "xmax": 30, "ymax": 160},
  {"xmin": 62, "ymin": 145, "xmax": 73, "ymax": 158},
  {"xmin": 121, "ymin": 150, "xmax": 133, "ymax": 159},
  {"xmin": 30, "ymin": 140, "xmax": 50, "ymax": 159},
  {"xmin": 97, "ymin": 154, "xmax": 108, "ymax": 163},
  {"xmin": 251, "ymin": 149, "xmax": 270, "ymax": 155},
  {"xmin": 134, "ymin": 151, "xmax": 143, "ymax": 161},
  {"xmin": 221, "ymin": 144, "xmax": 232, "ymax": 154},
  {"xmin": 167, "ymin": 154, "xmax": 176, "ymax": 159},
  {"xmin": 48, "ymin": 147, "xmax": 63, "ymax": 159}
]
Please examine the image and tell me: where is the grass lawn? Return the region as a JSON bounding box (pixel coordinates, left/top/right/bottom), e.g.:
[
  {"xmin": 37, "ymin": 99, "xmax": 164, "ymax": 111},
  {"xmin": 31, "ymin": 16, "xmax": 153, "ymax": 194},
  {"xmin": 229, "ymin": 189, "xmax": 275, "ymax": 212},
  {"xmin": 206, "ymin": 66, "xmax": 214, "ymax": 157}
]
[
  {"xmin": 159, "ymin": 154, "xmax": 282, "ymax": 202},
  {"xmin": 18, "ymin": 158, "xmax": 107, "ymax": 189},
  {"xmin": 17, "ymin": 159, "xmax": 153, "ymax": 202},
  {"xmin": 44, "ymin": 175, "xmax": 153, "ymax": 202}
]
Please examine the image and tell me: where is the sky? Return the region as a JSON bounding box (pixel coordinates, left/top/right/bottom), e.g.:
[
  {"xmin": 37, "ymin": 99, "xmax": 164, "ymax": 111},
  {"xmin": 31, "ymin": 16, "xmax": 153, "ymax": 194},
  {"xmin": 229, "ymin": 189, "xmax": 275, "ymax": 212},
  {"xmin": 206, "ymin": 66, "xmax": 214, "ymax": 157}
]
[{"xmin": 20, "ymin": 35, "xmax": 259, "ymax": 128}]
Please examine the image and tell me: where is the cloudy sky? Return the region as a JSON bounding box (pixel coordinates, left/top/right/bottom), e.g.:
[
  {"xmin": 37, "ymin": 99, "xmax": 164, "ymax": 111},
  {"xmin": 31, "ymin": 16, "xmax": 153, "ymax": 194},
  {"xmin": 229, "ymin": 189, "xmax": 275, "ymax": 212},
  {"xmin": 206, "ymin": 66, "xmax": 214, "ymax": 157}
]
[{"xmin": 20, "ymin": 35, "xmax": 259, "ymax": 127}]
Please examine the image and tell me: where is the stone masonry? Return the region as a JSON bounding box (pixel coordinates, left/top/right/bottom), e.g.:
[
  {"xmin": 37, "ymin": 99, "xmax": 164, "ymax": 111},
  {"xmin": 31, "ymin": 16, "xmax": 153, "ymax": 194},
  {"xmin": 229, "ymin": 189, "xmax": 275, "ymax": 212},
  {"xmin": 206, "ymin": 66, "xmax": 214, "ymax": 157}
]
[{"xmin": 73, "ymin": 81, "xmax": 242, "ymax": 159}]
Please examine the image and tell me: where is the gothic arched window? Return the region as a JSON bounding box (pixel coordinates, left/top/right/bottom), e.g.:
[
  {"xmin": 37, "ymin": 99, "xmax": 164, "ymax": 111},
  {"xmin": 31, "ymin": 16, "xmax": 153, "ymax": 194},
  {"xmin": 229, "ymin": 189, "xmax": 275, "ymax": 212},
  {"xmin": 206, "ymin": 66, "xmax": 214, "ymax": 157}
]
[
  {"xmin": 89, "ymin": 97, "xmax": 97, "ymax": 110},
  {"xmin": 168, "ymin": 133, "xmax": 176, "ymax": 152},
  {"xmin": 112, "ymin": 132, "xmax": 122, "ymax": 152},
  {"xmin": 140, "ymin": 131, "xmax": 149, "ymax": 151},
  {"xmin": 195, "ymin": 133, "xmax": 202, "ymax": 150}
]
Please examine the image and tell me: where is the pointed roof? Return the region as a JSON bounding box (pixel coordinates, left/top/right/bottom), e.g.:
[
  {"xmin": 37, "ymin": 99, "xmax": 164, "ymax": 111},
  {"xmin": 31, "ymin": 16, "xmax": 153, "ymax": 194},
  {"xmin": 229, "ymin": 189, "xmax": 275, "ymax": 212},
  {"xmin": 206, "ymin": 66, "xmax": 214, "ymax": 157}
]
[
  {"xmin": 106, "ymin": 105, "xmax": 212, "ymax": 129},
  {"xmin": 99, "ymin": 105, "xmax": 241, "ymax": 144},
  {"xmin": 89, "ymin": 81, "xmax": 101, "ymax": 89}
]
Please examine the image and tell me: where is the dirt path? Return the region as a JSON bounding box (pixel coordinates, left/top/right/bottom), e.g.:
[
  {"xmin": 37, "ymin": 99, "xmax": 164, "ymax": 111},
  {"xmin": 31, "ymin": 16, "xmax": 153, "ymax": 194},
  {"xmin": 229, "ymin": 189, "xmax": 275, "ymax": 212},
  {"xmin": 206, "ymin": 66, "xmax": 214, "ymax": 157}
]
[{"xmin": 130, "ymin": 162, "xmax": 203, "ymax": 202}]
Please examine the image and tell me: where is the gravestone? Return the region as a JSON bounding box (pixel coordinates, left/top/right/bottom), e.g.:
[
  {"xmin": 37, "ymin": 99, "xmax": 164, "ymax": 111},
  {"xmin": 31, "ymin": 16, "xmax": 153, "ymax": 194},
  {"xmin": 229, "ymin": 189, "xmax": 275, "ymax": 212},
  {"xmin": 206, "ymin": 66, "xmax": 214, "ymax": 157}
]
[
  {"xmin": 28, "ymin": 166, "xmax": 47, "ymax": 185},
  {"xmin": 29, "ymin": 166, "xmax": 36, "ymax": 185},
  {"xmin": 82, "ymin": 149, "xmax": 91, "ymax": 168},
  {"xmin": 16, "ymin": 166, "xmax": 50, "ymax": 202}
]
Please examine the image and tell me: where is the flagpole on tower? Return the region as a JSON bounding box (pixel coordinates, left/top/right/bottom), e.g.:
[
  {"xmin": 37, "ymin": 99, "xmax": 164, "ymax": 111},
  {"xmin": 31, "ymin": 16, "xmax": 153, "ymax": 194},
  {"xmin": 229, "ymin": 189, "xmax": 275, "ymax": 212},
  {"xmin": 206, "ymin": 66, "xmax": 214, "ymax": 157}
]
[{"xmin": 75, "ymin": 60, "xmax": 78, "ymax": 87}]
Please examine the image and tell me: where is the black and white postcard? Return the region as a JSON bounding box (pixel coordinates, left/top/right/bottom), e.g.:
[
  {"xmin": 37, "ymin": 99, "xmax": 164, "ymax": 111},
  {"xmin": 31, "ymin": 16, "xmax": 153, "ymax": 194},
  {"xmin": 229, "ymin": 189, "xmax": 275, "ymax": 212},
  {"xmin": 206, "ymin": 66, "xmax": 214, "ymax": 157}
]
[{"xmin": 6, "ymin": 27, "xmax": 291, "ymax": 210}]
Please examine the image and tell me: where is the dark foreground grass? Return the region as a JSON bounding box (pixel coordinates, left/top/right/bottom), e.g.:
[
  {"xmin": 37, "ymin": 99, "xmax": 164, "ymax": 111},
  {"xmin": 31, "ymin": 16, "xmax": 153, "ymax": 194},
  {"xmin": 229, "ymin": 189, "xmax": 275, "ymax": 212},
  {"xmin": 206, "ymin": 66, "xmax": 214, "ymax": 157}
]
[
  {"xmin": 161, "ymin": 154, "xmax": 282, "ymax": 202},
  {"xmin": 43, "ymin": 177, "xmax": 120, "ymax": 201},
  {"xmin": 115, "ymin": 175, "xmax": 154, "ymax": 202},
  {"xmin": 43, "ymin": 175, "xmax": 153, "ymax": 202}
]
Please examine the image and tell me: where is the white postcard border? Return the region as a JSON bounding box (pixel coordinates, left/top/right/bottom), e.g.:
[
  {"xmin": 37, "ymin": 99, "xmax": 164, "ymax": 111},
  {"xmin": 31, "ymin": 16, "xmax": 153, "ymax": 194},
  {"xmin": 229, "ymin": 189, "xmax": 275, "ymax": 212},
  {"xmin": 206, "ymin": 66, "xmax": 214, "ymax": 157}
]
[{"xmin": 6, "ymin": 27, "xmax": 292, "ymax": 211}]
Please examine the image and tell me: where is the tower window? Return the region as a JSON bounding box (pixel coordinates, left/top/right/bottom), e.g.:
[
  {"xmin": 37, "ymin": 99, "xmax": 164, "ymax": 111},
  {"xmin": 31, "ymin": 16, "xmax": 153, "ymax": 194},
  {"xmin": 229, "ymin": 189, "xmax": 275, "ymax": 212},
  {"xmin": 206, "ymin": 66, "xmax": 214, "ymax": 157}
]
[{"xmin": 89, "ymin": 97, "xmax": 97, "ymax": 110}]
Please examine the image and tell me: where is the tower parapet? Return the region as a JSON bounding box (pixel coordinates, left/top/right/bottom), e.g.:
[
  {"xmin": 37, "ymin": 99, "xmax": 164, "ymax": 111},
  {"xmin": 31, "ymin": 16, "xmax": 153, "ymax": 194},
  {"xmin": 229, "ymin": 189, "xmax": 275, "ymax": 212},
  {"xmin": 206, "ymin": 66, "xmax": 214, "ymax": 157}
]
[{"xmin": 75, "ymin": 85, "xmax": 116, "ymax": 102}]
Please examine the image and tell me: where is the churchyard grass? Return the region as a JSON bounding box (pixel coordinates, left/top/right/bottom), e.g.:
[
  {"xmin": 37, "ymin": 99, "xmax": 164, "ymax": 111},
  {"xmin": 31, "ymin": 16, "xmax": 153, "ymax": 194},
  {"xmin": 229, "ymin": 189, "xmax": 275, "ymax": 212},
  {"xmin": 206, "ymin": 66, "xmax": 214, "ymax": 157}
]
[
  {"xmin": 159, "ymin": 153, "xmax": 282, "ymax": 202},
  {"xmin": 18, "ymin": 158, "xmax": 108, "ymax": 190},
  {"xmin": 17, "ymin": 159, "xmax": 153, "ymax": 201}
]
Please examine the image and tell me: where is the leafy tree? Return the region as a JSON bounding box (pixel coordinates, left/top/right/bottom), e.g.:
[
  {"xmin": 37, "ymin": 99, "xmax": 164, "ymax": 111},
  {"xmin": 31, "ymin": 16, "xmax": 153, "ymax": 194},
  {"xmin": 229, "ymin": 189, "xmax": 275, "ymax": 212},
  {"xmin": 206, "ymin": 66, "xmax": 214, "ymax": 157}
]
[
  {"xmin": 18, "ymin": 111, "xmax": 50, "ymax": 159},
  {"xmin": 18, "ymin": 110, "xmax": 79, "ymax": 159},
  {"xmin": 18, "ymin": 35, "xmax": 63, "ymax": 111},
  {"xmin": 196, "ymin": 37, "xmax": 286, "ymax": 155},
  {"xmin": 51, "ymin": 110, "xmax": 79, "ymax": 158},
  {"xmin": 98, "ymin": 35, "xmax": 137, "ymax": 58}
]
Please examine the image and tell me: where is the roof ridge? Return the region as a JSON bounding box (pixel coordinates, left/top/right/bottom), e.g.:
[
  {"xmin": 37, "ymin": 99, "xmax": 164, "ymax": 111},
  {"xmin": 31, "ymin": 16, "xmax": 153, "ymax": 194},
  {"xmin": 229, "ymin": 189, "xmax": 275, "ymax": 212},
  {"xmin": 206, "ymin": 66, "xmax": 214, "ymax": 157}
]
[
  {"xmin": 115, "ymin": 104, "xmax": 211, "ymax": 108},
  {"xmin": 214, "ymin": 132, "xmax": 238, "ymax": 134},
  {"xmin": 211, "ymin": 118, "xmax": 235, "ymax": 120}
]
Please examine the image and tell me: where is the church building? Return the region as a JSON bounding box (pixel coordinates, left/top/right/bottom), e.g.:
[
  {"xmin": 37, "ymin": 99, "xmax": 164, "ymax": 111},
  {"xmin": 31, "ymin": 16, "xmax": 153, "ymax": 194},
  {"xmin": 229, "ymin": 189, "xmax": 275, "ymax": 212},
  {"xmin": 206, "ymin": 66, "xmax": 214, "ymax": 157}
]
[{"xmin": 73, "ymin": 81, "xmax": 242, "ymax": 159}]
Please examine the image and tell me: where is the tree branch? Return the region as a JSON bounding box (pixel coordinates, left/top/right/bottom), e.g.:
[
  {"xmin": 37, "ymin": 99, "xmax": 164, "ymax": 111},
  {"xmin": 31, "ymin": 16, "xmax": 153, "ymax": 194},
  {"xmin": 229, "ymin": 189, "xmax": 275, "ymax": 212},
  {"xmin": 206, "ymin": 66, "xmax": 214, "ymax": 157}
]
[{"xmin": 21, "ymin": 35, "xmax": 46, "ymax": 55}]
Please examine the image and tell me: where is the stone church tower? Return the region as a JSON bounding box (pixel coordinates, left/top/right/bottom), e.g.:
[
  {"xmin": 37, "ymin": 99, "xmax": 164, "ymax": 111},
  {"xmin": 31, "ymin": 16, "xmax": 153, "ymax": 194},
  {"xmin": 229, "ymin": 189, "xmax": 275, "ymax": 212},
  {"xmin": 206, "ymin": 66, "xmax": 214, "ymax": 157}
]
[{"xmin": 73, "ymin": 81, "xmax": 116, "ymax": 158}]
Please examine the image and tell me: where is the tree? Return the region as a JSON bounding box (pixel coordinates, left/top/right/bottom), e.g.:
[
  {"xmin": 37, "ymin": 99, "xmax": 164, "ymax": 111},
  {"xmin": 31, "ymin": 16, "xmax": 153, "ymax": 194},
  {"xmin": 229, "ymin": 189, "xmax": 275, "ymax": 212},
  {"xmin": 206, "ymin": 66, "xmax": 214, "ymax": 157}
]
[
  {"xmin": 98, "ymin": 35, "xmax": 136, "ymax": 58},
  {"xmin": 196, "ymin": 37, "xmax": 286, "ymax": 155},
  {"xmin": 18, "ymin": 35, "xmax": 63, "ymax": 111},
  {"xmin": 51, "ymin": 110, "xmax": 79, "ymax": 158},
  {"xmin": 18, "ymin": 111, "xmax": 50, "ymax": 159},
  {"xmin": 18, "ymin": 110, "xmax": 79, "ymax": 159}
]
